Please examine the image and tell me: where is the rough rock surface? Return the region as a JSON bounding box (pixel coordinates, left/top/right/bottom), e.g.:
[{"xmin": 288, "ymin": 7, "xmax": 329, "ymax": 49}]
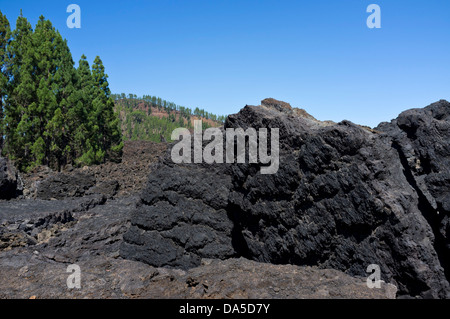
[
  {"xmin": 0, "ymin": 157, "xmax": 22, "ymax": 199},
  {"xmin": 0, "ymin": 155, "xmax": 397, "ymax": 299},
  {"xmin": 121, "ymin": 99, "xmax": 450, "ymax": 298},
  {"xmin": 36, "ymin": 172, "xmax": 96, "ymax": 200},
  {"xmin": 0, "ymin": 254, "xmax": 396, "ymax": 299},
  {"xmin": 22, "ymin": 141, "xmax": 168, "ymax": 199},
  {"xmin": 376, "ymin": 100, "xmax": 450, "ymax": 287},
  {"xmin": 0, "ymin": 195, "xmax": 106, "ymax": 251},
  {"xmin": 0, "ymin": 194, "xmax": 394, "ymax": 299}
]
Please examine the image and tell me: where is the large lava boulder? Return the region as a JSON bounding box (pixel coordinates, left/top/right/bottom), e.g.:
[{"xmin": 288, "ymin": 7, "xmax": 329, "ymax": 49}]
[
  {"xmin": 0, "ymin": 157, "xmax": 22, "ymax": 200},
  {"xmin": 120, "ymin": 98, "xmax": 450, "ymax": 298},
  {"xmin": 376, "ymin": 99, "xmax": 450, "ymax": 292}
]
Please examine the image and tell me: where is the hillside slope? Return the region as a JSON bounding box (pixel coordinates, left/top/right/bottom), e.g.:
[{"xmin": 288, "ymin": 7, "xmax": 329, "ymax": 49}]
[{"xmin": 113, "ymin": 95, "xmax": 225, "ymax": 142}]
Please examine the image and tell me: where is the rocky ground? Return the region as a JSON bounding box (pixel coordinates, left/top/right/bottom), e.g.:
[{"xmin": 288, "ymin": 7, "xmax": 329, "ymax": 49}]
[
  {"xmin": 1, "ymin": 99, "xmax": 450, "ymax": 299},
  {"xmin": 0, "ymin": 195, "xmax": 395, "ymax": 299},
  {"xmin": 21, "ymin": 140, "xmax": 168, "ymax": 199},
  {"xmin": 1, "ymin": 139, "xmax": 394, "ymax": 299}
]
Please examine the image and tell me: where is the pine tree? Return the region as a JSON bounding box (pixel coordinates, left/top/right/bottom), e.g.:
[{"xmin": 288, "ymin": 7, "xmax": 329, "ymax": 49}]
[
  {"xmin": 32, "ymin": 16, "xmax": 60, "ymax": 168},
  {"xmin": 91, "ymin": 56, "xmax": 122, "ymax": 163},
  {"xmin": 73, "ymin": 54, "xmax": 94, "ymax": 165},
  {"xmin": 4, "ymin": 13, "xmax": 35, "ymax": 170},
  {"xmin": 0, "ymin": 11, "xmax": 10, "ymax": 150},
  {"xmin": 51, "ymin": 29, "xmax": 78, "ymax": 168},
  {"xmin": 2, "ymin": 12, "xmax": 123, "ymax": 171},
  {"xmin": 24, "ymin": 16, "xmax": 78, "ymax": 170}
]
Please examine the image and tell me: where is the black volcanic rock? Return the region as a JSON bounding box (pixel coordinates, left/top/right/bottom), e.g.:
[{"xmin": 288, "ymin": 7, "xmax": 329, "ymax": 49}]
[
  {"xmin": 121, "ymin": 99, "xmax": 450, "ymax": 298},
  {"xmin": 0, "ymin": 192, "xmax": 395, "ymax": 299},
  {"xmin": 0, "ymin": 194, "xmax": 106, "ymax": 251},
  {"xmin": 376, "ymin": 99, "xmax": 450, "ymax": 289},
  {"xmin": 36, "ymin": 172, "xmax": 96, "ymax": 200},
  {"xmin": 0, "ymin": 157, "xmax": 22, "ymax": 200}
]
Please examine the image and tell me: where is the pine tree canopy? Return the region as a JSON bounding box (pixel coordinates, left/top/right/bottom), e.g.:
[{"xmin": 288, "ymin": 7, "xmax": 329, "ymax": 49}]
[
  {"xmin": 0, "ymin": 11, "xmax": 123, "ymax": 172},
  {"xmin": 0, "ymin": 10, "xmax": 11, "ymax": 149}
]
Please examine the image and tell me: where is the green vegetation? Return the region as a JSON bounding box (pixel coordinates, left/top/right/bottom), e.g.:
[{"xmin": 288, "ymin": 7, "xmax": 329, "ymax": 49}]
[
  {"xmin": 0, "ymin": 10, "xmax": 227, "ymax": 171},
  {"xmin": 112, "ymin": 94, "xmax": 226, "ymax": 142},
  {"xmin": 0, "ymin": 11, "xmax": 122, "ymax": 172}
]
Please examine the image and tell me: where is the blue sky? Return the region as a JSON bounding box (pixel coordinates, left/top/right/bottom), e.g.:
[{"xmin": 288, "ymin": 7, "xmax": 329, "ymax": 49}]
[{"xmin": 1, "ymin": 0, "xmax": 449, "ymax": 127}]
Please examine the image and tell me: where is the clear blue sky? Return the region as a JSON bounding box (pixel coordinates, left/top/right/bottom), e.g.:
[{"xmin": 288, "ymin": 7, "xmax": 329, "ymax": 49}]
[{"xmin": 1, "ymin": 0, "xmax": 449, "ymax": 127}]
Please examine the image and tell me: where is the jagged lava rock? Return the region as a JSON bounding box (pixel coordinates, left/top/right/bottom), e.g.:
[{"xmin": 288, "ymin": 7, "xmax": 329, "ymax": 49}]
[
  {"xmin": 0, "ymin": 194, "xmax": 395, "ymax": 299},
  {"xmin": 35, "ymin": 172, "xmax": 96, "ymax": 200},
  {"xmin": 120, "ymin": 98, "xmax": 450, "ymax": 298},
  {"xmin": 0, "ymin": 195, "xmax": 106, "ymax": 251},
  {"xmin": 0, "ymin": 157, "xmax": 22, "ymax": 200},
  {"xmin": 376, "ymin": 99, "xmax": 450, "ymax": 290}
]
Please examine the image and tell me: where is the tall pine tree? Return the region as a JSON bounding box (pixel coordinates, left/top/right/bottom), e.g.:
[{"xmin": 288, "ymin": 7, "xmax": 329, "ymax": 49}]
[
  {"xmin": 4, "ymin": 12, "xmax": 35, "ymax": 170},
  {"xmin": 91, "ymin": 56, "xmax": 122, "ymax": 163},
  {"xmin": 2, "ymin": 12, "xmax": 123, "ymax": 171},
  {"xmin": 73, "ymin": 54, "xmax": 97, "ymax": 165},
  {"xmin": 0, "ymin": 11, "xmax": 10, "ymax": 150},
  {"xmin": 33, "ymin": 17, "xmax": 79, "ymax": 169}
]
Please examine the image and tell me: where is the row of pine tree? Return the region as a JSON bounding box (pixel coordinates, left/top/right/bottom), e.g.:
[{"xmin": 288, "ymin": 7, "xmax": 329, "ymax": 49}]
[
  {"xmin": 0, "ymin": 11, "xmax": 123, "ymax": 172},
  {"xmin": 111, "ymin": 93, "xmax": 227, "ymax": 124},
  {"xmin": 114, "ymin": 97, "xmax": 217, "ymax": 143}
]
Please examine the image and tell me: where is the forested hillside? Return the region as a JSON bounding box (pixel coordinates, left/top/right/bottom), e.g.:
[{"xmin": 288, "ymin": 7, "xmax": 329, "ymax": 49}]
[
  {"xmin": 0, "ymin": 11, "xmax": 122, "ymax": 172},
  {"xmin": 112, "ymin": 94, "xmax": 226, "ymax": 142}
]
